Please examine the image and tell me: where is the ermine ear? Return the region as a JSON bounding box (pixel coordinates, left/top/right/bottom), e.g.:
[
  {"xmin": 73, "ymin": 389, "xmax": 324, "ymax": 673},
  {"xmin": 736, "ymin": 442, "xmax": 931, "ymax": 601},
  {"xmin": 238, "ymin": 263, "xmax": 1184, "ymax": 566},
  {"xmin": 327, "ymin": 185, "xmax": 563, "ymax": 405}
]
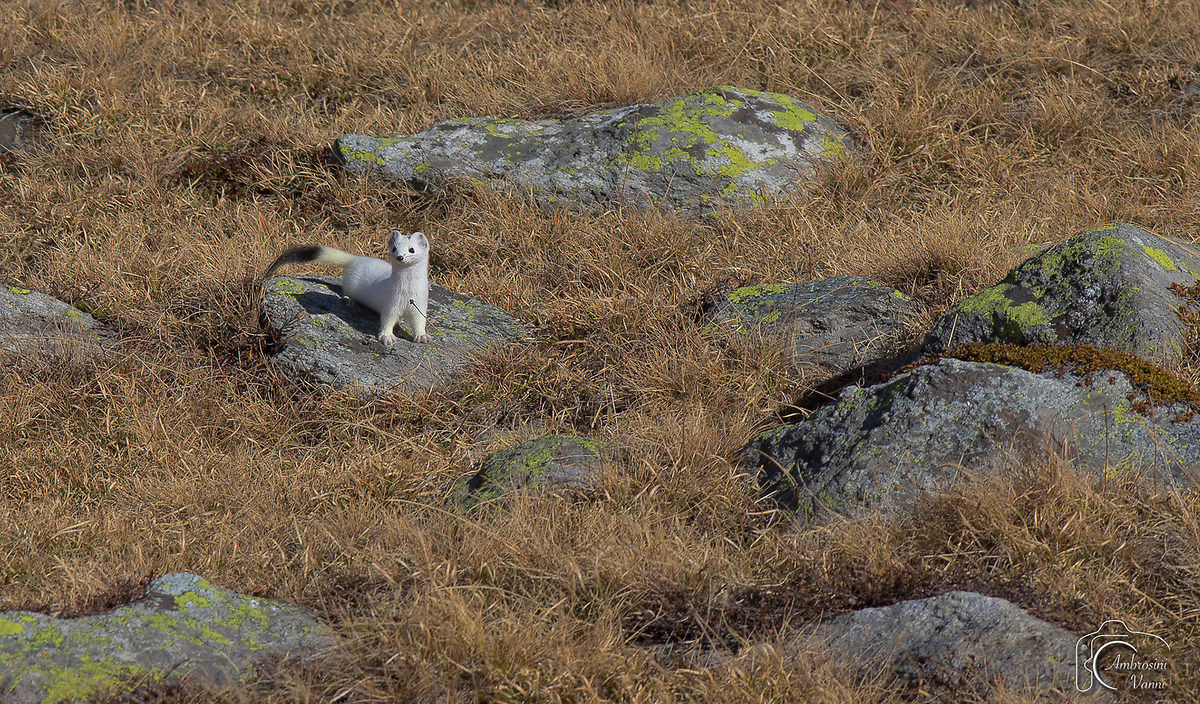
[{"xmin": 414, "ymin": 231, "xmax": 428, "ymax": 246}]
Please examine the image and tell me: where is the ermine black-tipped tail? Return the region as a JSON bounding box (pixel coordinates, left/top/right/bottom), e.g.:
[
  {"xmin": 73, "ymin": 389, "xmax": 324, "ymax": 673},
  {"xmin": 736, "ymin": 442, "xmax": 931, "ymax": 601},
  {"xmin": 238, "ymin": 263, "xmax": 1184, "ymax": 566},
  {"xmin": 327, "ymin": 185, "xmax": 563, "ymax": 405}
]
[{"xmin": 262, "ymin": 245, "xmax": 323, "ymax": 280}]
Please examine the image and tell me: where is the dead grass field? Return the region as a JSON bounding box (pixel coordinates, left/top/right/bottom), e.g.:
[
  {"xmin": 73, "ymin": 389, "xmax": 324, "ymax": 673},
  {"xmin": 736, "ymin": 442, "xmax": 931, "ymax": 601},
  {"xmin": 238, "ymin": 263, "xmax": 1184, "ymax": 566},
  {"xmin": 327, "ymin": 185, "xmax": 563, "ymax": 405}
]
[{"xmin": 1, "ymin": 0, "xmax": 1198, "ymax": 701}]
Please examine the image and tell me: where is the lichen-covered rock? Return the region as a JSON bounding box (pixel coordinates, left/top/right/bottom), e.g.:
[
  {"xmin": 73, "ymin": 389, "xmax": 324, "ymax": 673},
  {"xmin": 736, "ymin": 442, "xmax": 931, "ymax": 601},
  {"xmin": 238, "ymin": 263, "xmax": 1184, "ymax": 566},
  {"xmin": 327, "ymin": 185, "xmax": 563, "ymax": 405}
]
[
  {"xmin": 747, "ymin": 357, "xmax": 1198, "ymax": 517},
  {"xmin": 0, "ymin": 284, "xmax": 115, "ymax": 357},
  {"xmin": 262, "ymin": 275, "xmax": 528, "ymax": 398},
  {"xmin": 453, "ymin": 434, "xmax": 607, "ymax": 505},
  {"xmin": 924, "ymin": 223, "xmax": 1200, "ymax": 362},
  {"xmin": 705, "ymin": 277, "xmax": 920, "ymax": 380},
  {"xmin": 810, "ymin": 592, "xmax": 1095, "ymax": 697},
  {"xmin": 0, "ymin": 573, "xmax": 335, "ymax": 704},
  {"xmin": 336, "ymin": 86, "xmax": 852, "ymax": 216}
]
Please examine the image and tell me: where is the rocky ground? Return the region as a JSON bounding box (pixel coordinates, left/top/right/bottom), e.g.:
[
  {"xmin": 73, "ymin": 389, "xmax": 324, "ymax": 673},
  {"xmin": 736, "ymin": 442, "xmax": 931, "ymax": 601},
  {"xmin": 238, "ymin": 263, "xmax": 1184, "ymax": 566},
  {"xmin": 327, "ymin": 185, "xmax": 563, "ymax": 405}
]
[{"xmin": 1, "ymin": 1, "xmax": 1198, "ymax": 702}]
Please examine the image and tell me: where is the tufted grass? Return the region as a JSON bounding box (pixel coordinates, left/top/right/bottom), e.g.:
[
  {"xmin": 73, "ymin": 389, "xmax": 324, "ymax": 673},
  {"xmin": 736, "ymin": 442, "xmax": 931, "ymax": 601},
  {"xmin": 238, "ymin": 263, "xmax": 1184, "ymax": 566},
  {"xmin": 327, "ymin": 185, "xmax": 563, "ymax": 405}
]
[{"xmin": 0, "ymin": 0, "xmax": 1198, "ymax": 701}]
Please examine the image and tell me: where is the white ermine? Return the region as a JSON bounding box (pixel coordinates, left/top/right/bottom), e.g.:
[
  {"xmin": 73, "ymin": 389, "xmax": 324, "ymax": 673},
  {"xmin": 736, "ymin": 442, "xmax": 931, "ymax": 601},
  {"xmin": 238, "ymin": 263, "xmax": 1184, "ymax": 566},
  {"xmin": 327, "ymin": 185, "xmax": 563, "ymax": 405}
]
[{"xmin": 264, "ymin": 230, "xmax": 431, "ymax": 345}]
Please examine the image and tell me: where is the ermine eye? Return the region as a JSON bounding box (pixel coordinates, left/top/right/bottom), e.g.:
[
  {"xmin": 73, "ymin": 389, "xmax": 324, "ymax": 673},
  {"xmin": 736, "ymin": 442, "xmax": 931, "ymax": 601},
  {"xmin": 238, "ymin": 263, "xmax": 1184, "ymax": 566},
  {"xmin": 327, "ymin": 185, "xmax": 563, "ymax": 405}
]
[{"xmin": 409, "ymin": 248, "xmax": 415, "ymax": 253}]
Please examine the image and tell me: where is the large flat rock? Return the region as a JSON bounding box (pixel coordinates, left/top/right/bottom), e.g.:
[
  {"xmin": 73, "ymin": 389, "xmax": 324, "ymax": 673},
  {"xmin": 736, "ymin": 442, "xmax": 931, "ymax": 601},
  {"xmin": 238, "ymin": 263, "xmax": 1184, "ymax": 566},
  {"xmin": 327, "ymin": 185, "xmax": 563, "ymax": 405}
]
[
  {"xmin": 704, "ymin": 277, "xmax": 920, "ymax": 381},
  {"xmin": 747, "ymin": 356, "xmax": 1198, "ymax": 517},
  {"xmin": 0, "ymin": 573, "xmax": 335, "ymax": 704},
  {"xmin": 0, "ymin": 284, "xmax": 115, "ymax": 358},
  {"xmin": 810, "ymin": 592, "xmax": 1099, "ymax": 698},
  {"xmin": 336, "ymin": 86, "xmax": 852, "ymax": 216},
  {"xmin": 262, "ymin": 275, "xmax": 528, "ymax": 397},
  {"xmin": 925, "ymin": 223, "xmax": 1200, "ymax": 362}
]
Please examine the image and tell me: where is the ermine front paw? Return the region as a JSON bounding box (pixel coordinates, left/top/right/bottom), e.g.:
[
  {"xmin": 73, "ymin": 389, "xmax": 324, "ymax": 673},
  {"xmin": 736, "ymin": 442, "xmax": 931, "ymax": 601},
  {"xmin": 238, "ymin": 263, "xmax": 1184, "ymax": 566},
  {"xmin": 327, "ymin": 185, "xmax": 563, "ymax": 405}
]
[
  {"xmin": 377, "ymin": 332, "xmax": 398, "ymax": 347},
  {"xmin": 415, "ymin": 333, "xmax": 431, "ymax": 343}
]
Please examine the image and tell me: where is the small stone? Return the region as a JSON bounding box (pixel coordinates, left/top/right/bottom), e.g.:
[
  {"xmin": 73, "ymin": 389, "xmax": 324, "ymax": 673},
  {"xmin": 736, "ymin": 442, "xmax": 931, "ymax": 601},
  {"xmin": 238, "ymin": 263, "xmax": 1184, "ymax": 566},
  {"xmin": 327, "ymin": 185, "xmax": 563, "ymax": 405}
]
[
  {"xmin": 0, "ymin": 573, "xmax": 335, "ymax": 704},
  {"xmin": 336, "ymin": 85, "xmax": 852, "ymax": 216},
  {"xmin": 261, "ymin": 275, "xmax": 528, "ymax": 398},
  {"xmin": 0, "ymin": 111, "xmax": 34, "ymax": 152},
  {"xmin": 0, "ymin": 284, "xmax": 115, "ymax": 358},
  {"xmin": 705, "ymin": 277, "xmax": 920, "ymax": 381},
  {"xmin": 809, "ymin": 591, "xmax": 1100, "ymax": 698},
  {"xmin": 747, "ymin": 357, "xmax": 1197, "ymax": 518},
  {"xmin": 452, "ymin": 434, "xmax": 607, "ymax": 506},
  {"xmin": 924, "ymin": 223, "xmax": 1200, "ymax": 363}
]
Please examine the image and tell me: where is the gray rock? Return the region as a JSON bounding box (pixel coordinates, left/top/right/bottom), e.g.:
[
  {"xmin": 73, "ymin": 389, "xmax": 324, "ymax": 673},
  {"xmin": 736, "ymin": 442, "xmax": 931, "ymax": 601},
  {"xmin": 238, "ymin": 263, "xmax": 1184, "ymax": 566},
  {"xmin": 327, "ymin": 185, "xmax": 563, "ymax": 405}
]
[
  {"xmin": 452, "ymin": 434, "xmax": 607, "ymax": 506},
  {"xmin": 747, "ymin": 358, "xmax": 1197, "ymax": 517},
  {"xmin": 810, "ymin": 591, "xmax": 1094, "ymax": 697},
  {"xmin": 0, "ymin": 573, "xmax": 335, "ymax": 704},
  {"xmin": 705, "ymin": 277, "xmax": 920, "ymax": 380},
  {"xmin": 262, "ymin": 275, "xmax": 528, "ymax": 398},
  {"xmin": 0, "ymin": 111, "xmax": 35, "ymax": 152},
  {"xmin": 0, "ymin": 284, "xmax": 115, "ymax": 358},
  {"xmin": 336, "ymin": 86, "xmax": 852, "ymax": 216},
  {"xmin": 924, "ymin": 223, "xmax": 1200, "ymax": 362}
]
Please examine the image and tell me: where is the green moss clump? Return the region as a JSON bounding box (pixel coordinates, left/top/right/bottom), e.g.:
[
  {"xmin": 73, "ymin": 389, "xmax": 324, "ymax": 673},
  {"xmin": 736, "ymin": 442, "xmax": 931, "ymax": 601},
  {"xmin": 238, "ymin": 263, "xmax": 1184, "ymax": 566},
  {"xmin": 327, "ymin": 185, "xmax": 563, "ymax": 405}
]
[{"xmin": 947, "ymin": 342, "xmax": 1200, "ymax": 418}]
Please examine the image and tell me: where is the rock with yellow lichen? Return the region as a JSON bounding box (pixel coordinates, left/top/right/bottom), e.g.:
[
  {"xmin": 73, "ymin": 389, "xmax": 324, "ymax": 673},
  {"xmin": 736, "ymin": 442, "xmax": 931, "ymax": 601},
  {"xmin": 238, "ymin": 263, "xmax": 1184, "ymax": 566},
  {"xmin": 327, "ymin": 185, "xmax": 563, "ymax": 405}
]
[
  {"xmin": 0, "ymin": 284, "xmax": 116, "ymax": 359},
  {"xmin": 0, "ymin": 573, "xmax": 335, "ymax": 704},
  {"xmin": 705, "ymin": 276, "xmax": 921, "ymax": 382},
  {"xmin": 924, "ymin": 223, "xmax": 1200, "ymax": 362},
  {"xmin": 451, "ymin": 434, "xmax": 608, "ymax": 507},
  {"xmin": 335, "ymin": 86, "xmax": 853, "ymax": 215}
]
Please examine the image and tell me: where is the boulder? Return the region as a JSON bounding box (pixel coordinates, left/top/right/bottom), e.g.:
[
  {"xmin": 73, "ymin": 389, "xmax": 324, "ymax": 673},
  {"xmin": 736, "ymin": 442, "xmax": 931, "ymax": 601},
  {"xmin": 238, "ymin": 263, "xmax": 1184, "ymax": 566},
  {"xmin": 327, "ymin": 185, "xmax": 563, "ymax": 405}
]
[
  {"xmin": 810, "ymin": 591, "xmax": 1095, "ymax": 697},
  {"xmin": 261, "ymin": 275, "xmax": 528, "ymax": 398},
  {"xmin": 0, "ymin": 573, "xmax": 335, "ymax": 704},
  {"xmin": 452, "ymin": 434, "xmax": 606, "ymax": 506},
  {"xmin": 0, "ymin": 284, "xmax": 115, "ymax": 358},
  {"xmin": 336, "ymin": 86, "xmax": 852, "ymax": 216},
  {"xmin": 924, "ymin": 223, "xmax": 1200, "ymax": 362},
  {"xmin": 747, "ymin": 355, "xmax": 1198, "ymax": 517},
  {"xmin": 705, "ymin": 277, "xmax": 920, "ymax": 381}
]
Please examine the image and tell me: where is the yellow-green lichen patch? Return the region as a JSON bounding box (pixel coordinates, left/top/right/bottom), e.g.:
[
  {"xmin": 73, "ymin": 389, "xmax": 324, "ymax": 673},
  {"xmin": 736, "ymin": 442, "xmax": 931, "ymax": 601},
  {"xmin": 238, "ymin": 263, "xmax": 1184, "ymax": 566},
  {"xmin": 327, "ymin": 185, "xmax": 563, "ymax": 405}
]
[
  {"xmin": 338, "ymin": 142, "xmax": 384, "ymax": 165},
  {"xmin": 272, "ymin": 278, "xmax": 307, "ymax": 297},
  {"xmin": 726, "ymin": 283, "xmax": 789, "ymax": 305},
  {"xmin": 956, "ymin": 284, "xmax": 1051, "ymax": 337},
  {"xmin": 0, "ymin": 617, "xmax": 25, "ymax": 637},
  {"xmin": 39, "ymin": 661, "xmax": 163, "ymax": 704},
  {"xmin": 6, "ymin": 285, "xmax": 31, "ymax": 295},
  {"xmin": 1142, "ymin": 245, "xmax": 1178, "ymax": 271},
  {"xmin": 947, "ymin": 342, "xmax": 1200, "ymax": 418}
]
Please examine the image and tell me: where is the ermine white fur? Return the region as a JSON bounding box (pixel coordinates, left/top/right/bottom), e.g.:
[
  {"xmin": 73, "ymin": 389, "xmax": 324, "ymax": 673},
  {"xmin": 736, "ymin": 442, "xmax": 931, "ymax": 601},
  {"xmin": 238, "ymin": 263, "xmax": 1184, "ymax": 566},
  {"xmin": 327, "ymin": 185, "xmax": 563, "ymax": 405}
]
[{"xmin": 264, "ymin": 230, "xmax": 431, "ymax": 345}]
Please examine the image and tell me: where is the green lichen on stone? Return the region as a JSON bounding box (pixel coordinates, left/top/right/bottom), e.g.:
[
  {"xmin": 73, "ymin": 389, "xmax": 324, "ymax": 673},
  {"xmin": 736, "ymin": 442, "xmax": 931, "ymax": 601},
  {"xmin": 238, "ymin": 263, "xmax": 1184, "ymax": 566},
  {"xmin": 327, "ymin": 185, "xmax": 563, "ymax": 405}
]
[
  {"xmin": 1142, "ymin": 245, "xmax": 1178, "ymax": 272},
  {"xmin": 957, "ymin": 283, "xmax": 1051, "ymax": 338},
  {"xmin": 273, "ymin": 278, "xmax": 307, "ymax": 296},
  {"xmin": 0, "ymin": 617, "xmax": 24, "ymax": 636},
  {"xmin": 726, "ymin": 283, "xmax": 789, "ymax": 305},
  {"xmin": 38, "ymin": 661, "xmax": 162, "ymax": 704},
  {"xmin": 338, "ymin": 142, "xmax": 384, "ymax": 165},
  {"xmin": 614, "ymin": 87, "xmax": 770, "ymax": 183},
  {"xmin": 6, "ymin": 285, "xmax": 31, "ymax": 295}
]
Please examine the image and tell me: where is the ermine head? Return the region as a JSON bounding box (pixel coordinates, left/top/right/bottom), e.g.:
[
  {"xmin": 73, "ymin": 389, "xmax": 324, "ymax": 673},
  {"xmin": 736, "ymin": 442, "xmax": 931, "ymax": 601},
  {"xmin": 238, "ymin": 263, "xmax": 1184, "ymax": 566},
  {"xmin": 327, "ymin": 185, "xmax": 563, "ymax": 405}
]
[{"xmin": 388, "ymin": 230, "xmax": 429, "ymax": 266}]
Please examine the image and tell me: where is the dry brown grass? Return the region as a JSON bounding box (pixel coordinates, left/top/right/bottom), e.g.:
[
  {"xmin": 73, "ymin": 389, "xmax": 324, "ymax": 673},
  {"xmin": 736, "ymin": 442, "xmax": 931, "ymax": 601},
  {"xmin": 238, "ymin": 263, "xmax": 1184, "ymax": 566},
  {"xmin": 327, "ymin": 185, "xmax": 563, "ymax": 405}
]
[{"xmin": 1, "ymin": 0, "xmax": 1199, "ymax": 701}]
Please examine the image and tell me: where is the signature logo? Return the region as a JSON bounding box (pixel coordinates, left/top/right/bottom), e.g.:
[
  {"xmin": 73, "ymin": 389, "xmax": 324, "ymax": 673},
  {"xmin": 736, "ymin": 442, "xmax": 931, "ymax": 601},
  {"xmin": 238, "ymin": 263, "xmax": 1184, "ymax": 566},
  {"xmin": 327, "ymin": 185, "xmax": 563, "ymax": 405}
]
[{"xmin": 1076, "ymin": 619, "xmax": 1170, "ymax": 693}]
